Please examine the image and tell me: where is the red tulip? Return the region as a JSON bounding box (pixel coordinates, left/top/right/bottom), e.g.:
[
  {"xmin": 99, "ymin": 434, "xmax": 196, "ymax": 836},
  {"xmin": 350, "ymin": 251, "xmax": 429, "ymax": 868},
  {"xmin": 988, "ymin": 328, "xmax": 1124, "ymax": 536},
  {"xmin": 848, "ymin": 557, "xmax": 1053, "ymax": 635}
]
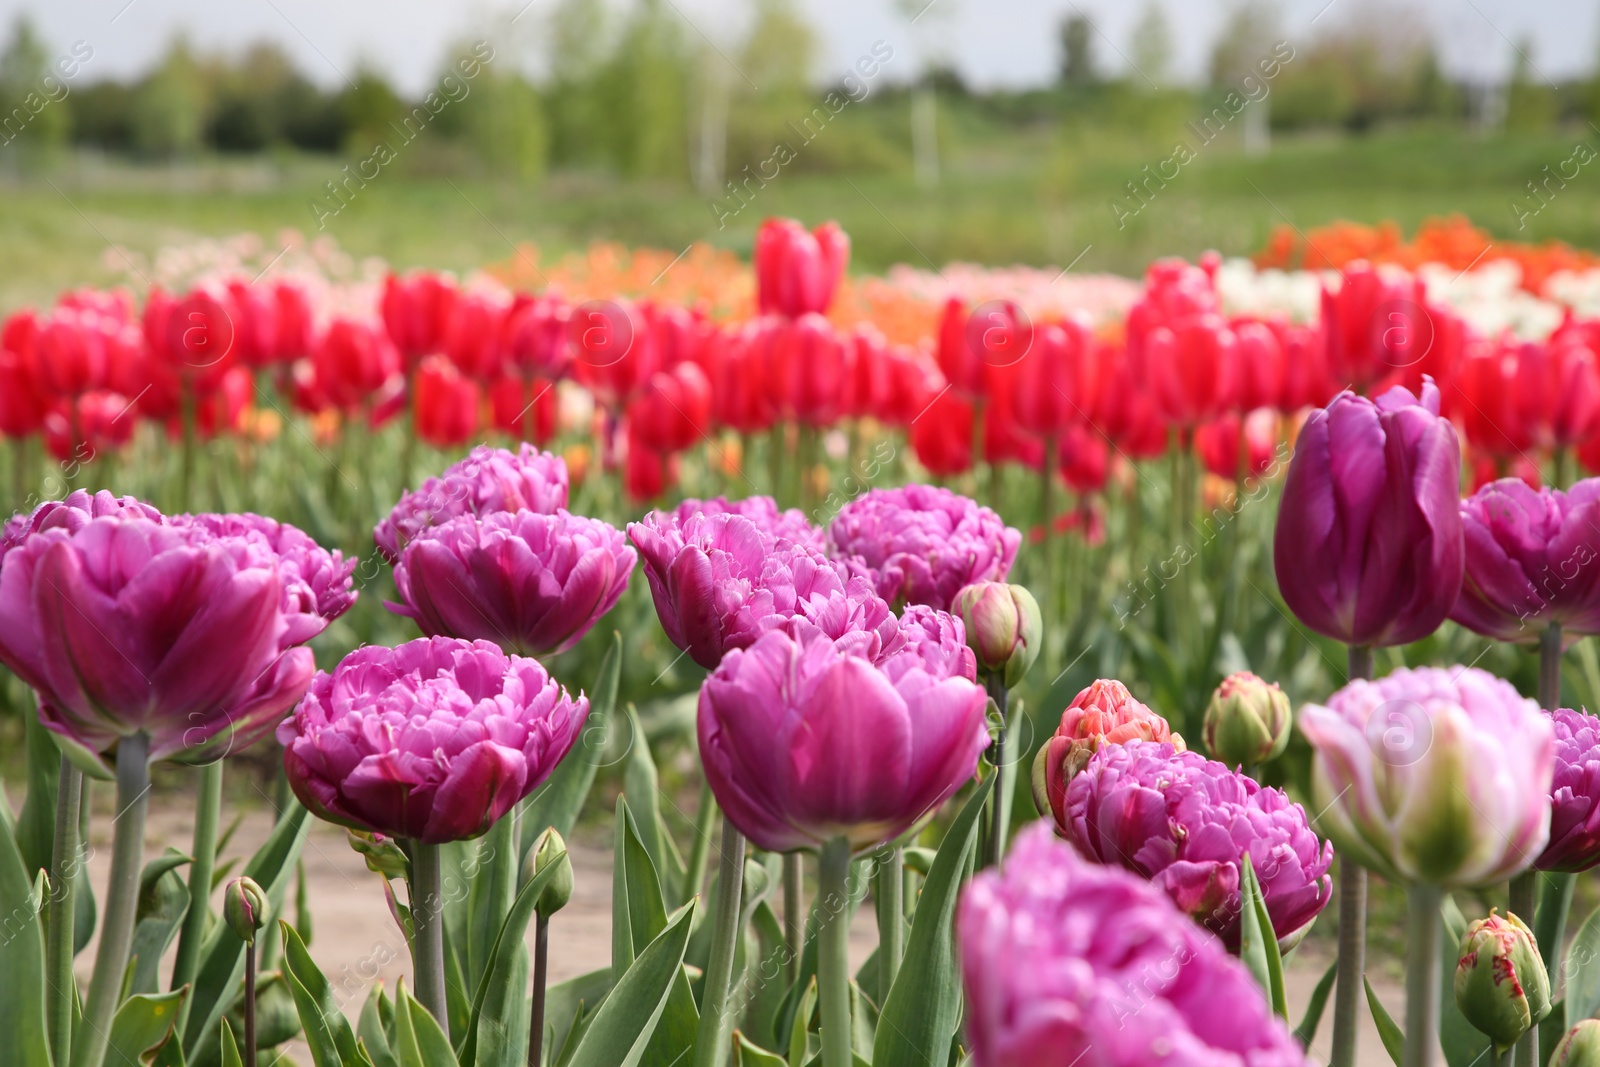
[
  {"xmin": 710, "ymin": 326, "xmax": 772, "ymax": 434},
  {"xmin": 313, "ymin": 318, "xmax": 401, "ymax": 411},
  {"xmin": 1231, "ymin": 319, "xmax": 1284, "ymax": 412},
  {"xmin": 1125, "ymin": 258, "xmax": 1218, "ymax": 371},
  {"xmin": 937, "ymin": 298, "xmax": 1032, "ymax": 401},
  {"xmin": 882, "ymin": 350, "xmax": 943, "ymax": 427},
  {"xmin": 1094, "ymin": 342, "xmax": 1169, "ymax": 459},
  {"xmin": 43, "ymin": 390, "xmax": 136, "ymax": 461},
  {"xmin": 1058, "ymin": 424, "xmax": 1110, "ymax": 492},
  {"xmin": 1194, "ymin": 410, "xmax": 1280, "ymax": 480},
  {"xmin": 755, "ymin": 217, "xmax": 849, "ymax": 319},
  {"xmin": 842, "ymin": 324, "xmax": 892, "ymax": 419},
  {"xmin": 381, "ymin": 271, "xmax": 457, "ymax": 366},
  {"xmin": 273, "ymin": 281, "xmax": 315, "ymax": 362},
  {"xmin": 442, "ymin": 289, "xmax": 510, "ymax": 381},
  {"xmin": 35, "ymin": 310, "xmax": 111, "ymax": 397},
  {"xmin": 192, "ymin": 365, "xmax": 254, "ymax": 439},
  {"xmin": 503, "ymin": 294, "xmax": 571, "ymax": 379},
  {"xmin": 413, "ymin": 355, "xmax": 481, "ymax": 447},
  {"xmin": 909, "ymin": 386, "xmax": 974, "ymax": 476},
  {"xmin": 1148, "ymin": 313, "xmax": 1238, "ymax": 426},
  {"xmin": 1011, "ymin": 317, "xmax": 1102, "ymax": 440},
  {"xmin": 629, "ymin": 361, "xmax": 712, "ymax": 453},
  {"xmin": 1446, "ymin": 335, "xmax": 1535, "ymax": 460},
  {"xmin": 764, "ymin": 313, "xmax": 850, "ymax": 426},
  {"xmin": 0, "ymin": 339, "xmax": 45, "ymax": 438},
  {"xmin": 287, "ymin": 357, "xmax": 328, "ymax": 415},
  {"xmin": 1320, "ymin": 262, "xmax": 1439, "ymax": 392},
  {"xmin": 569, "ymin": 300, "xmax": 655, "ymax": 410},
  {"xmin": 1273, "ymin": 320, "xmax": 1336, "ymax": 411},
  {"xmin": 488, "ymin": 375, "xmax": 558, "ymax": 443},
  {"xmin": 983, "ymin": 358, "xmax": 1044, "ymax": 468},
  {"xmin": 1520, "ymin": 332, "xmax": 1600, "ymax": 451},
  {"xmin": 226, "ymin": 279, "xmax": 281, "ymax": 368},
  {"xmin": 624, "ymin": 422, "xmax": 677, "ymax": 501}
]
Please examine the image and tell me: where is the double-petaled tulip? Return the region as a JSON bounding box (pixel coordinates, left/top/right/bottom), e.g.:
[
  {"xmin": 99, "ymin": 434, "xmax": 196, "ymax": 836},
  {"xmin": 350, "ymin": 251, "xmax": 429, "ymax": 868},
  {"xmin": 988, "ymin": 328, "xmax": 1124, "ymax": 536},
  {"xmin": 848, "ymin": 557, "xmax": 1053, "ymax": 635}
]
[
  {"xmin": 375, "ymin": 445, "xmax": 569, "ymax": 563},
  {"xmin": 828, "ymin": 485, "xmax": 1020, "ymax": 612},
  {"xmin": 1454, "ymin": 911, "xmax": 1550, "ymax": 1052},
  {"xmin": 698, "ymin": 627, "xmax": 988, "ymax": 853},
  {"xmin": 1299, "ymin": 666, "xmax": 1554, "ymax": 887},
  {"xmin": 1535, "ymin": 706, "xmax": 1600, "ymax": 872},
  {"xmin": 1452, "ymin": 479, "xmax": 1600, "ymax": 643},
  {"xmin": 958, "ymin": 823, "xmax": 1308, "ymax": 1067},
  {"xmin": 412, "ymin": 355, "xmax": 481, "ymax": 447},
  {"xmin": 391, "ymin": 509, "xmax": 635, "ymax": 656},
  {"xmin": 669, "ymin": 495, "xmax": 823, "ymax": 551},
  {"xmin": 0, "ymin": 517, "xmax": 320, "ymax": 770},
  {"xmin": 1554, "ymin": 1021, "xmax": 1600, "ymax": 1067},
  {"xmin": 1273, "ymin": 379, "xmax": 1464, "ymax": 647},
  {"xmin": 755, "ymin": 218, "xmax": 849, "ymax": 319},
  {"xmin": 278, "ymin": 636, "xmax": 588, "ymax": 844},
  {"xmin": 2, "ymin": 490, "xmax": 163, "ymax": 560},
  {"xmin": 1203, "ymin": 670, "xmax": 1293, "ymax": 769},
  {"xmin": 1030, "ymin": 678, "xmax": 1183, "ymax": 826},
  {"xmin": 1061, "ymin": 741, "xmax": 1333, "ymax": 950},
  {"xmin": 951, "ymin": 581, "xmax": 1041, "ymax": 688}
]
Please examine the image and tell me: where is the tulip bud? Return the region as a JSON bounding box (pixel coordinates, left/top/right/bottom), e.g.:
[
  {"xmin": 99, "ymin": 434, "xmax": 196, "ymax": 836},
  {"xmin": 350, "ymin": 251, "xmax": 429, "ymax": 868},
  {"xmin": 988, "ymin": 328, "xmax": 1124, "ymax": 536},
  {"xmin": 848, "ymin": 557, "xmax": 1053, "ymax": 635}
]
[
  {"xmin": 347, "ymin": 829, "xmax": 409, "ymax": 880},
  {"xmin": 1453, "ymin": 911, "xmax": 1550, "ymax": 1051},
  {"xmin": 224, "ymin": 876, "xmax": 268, "ymax": 946},
  {"xmin": 523, "ymin": 827, "xmax": 574, "ymax": 918},
  {"xmin": 1553, "ymin": 1020, "xmax": 1600, "ymax": 1067},
  {"xmin": 1203, "ymin": 671, "xmax": 1292, "ymax": 769},
  {"xmin": 952, "ymin": 582, "xmax": 1042, "ymax": 689}
]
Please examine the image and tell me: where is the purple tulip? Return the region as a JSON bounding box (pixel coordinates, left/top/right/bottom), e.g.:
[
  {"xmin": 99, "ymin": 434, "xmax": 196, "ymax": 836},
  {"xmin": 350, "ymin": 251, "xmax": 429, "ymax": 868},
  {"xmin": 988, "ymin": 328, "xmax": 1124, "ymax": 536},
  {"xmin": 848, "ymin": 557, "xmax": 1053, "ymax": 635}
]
[
  {"xmin": 629, "ymin": 510, "xmax": 848, "ymax": 669},
  {"xmin": 1273, "ymin": 378, "xmax": 1464, "ymax": 647},
  {"xmin": 672, "ymin": 495, "xmax": 825, "ymax": 551},
  {"xmin": 1060, "ymin": 740, "xmax": 1333, "ymax": 950},
  {"xmin": 2, "ymin": 490, "xmax": 164, "ymax": 560},
  {"xmin": 1452, "ymin": 478, "xmax": 1600, "ymax": 643},
  {"xmin": 390, "ymin": 509, "xmax": 634, "ymax": 656},
  {"xmin": 828, "ymin": 485, "xmax": 1021, "ymax": 611},
  {"xmin": 958, "ymin": 823, "xmax": 1309, "ymax": 1067},
  {"xmin": 698, "ymin": 628, "xmax": 988, "ymax": 853},
  {"xmin": 0, "ymin": 517, "xmax": 316, "ymax": 768},
  {"xmin": 1536, "ymin": 707, "xmax": 1600, "ymax": 873},
  {"xmin": 277, "ymin": 636, "xmax": 588, "ymax": 844},
  {"xmin": 374, "ymin": 444, "xmax": 569, "ymax": 563}
]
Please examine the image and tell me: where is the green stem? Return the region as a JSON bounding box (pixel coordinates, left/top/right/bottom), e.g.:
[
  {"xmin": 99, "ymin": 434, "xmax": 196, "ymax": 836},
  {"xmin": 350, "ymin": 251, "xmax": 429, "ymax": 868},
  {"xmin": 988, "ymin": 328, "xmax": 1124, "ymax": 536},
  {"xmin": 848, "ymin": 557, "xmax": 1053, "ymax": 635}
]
[
  {"xmin": 1540, "ymin": 623, "xmax": 1563, "ymax": 711},
  {"xmin": 1557, "ymin": 447, "xmax": 1574, "ymax": 490},
  {"xmin": 984, "ymin": 675, "xmax": 1010, "ymax": 868},
  {"xmin": 46, "ymin": 757, "xmax": 82, "ymax": 1065},
  {"xmin": 783, "ymin": 853, "xmax": 803, "ymax": 987},
  {"xmin": 683, "ymin": 778, "xmax": 716, "ymax": 906},
  {"xmin": 172, "ymin": 760, "xmax": 223, "ymax": 1003},
  {"xmin": 409, "ymin": 840, "xmax": 449, "ymax": 1035},
  {"xmin": 768, "ymin": 425, "xmax": 785, "ymax": 508},
  {"xmin": 1403, "ymin": 882, "xmax": 1443, "ymax": 1067},
  {"xmin": 1330, "ymin": 643, "xmax": 1374, "ymax": 1067},
  {"xmin": 180, "ymin": 384, "xmax": 197, "ymax": 512},
  {"xmin": 817, "ymin": 837, "xmax": 853, "ymax": 1067},
  {"xmin": 1510, "ymin": 871, "xmax": 1539, "ymax": 1067},
  {"xmin": 244, "ymin": 941, "xmax": 258, "ymax": 1067},
  {"xmin": 528, "ymin": 914, "xmax": 549, "ymax": 1067},
  {"xmin": 692, "ymin": 818, "xmax": 747, "ymax": 1067},
  {"xmin": 1348, "ymin": 644, "xmax": 1374, "ymax": 684},
  {"xmin": 72, "ymin": 732, "xmax": 150, "ymax": 1067},
  {"xmin": 874, "ymin": 847, "xmax": 903, "ymax": 1004}
]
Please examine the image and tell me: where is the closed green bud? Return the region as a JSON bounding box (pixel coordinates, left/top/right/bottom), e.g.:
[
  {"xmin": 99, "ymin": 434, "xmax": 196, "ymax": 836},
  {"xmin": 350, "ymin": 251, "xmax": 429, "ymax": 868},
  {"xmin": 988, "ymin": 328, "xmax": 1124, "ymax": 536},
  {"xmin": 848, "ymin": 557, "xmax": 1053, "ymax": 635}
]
[
  {"xmin": 1552, "ymin": 1020, "xmax": 1600, "ymax": 1067},
  {"xmin": 1453, "ymin": 910, "xmax": 1550, "ymax": 1052},
  {"xmin": 224, "ymin": 876, "xmax": 268, "ymax": 946},
  {"xmin": 524, "ymin": 827, "xmax": 573, "ymax": 918},
  {"xmin": 1202, "ymin": 671, "xmax": 1292, "ymax": 769},
  {"xmin": 952, "ymin": 582, "xmax": 1042, "ymax": 689},
  {"xmin": 347, "ymin": 829, "xmax": 409, "ymax": 880}
]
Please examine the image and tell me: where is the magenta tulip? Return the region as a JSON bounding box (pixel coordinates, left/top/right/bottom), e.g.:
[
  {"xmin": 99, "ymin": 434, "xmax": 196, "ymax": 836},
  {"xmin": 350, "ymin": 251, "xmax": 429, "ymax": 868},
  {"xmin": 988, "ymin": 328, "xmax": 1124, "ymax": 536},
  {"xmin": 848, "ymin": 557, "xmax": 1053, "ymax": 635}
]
[
  {"xmin": 2, "ymin": 490, "xmax": 164, "ymax": 559},
  {"xmin": 1273, "ymin": 379, "xmax": 1464, "ymax": 647},
  {"xmin": 390, "ymin": 509, "xmax": 635, "ymax": 655},
  {"xmin": 958, "ymin": 823, "xmax": 1308, "ymax": 1067},
  {"xmin": 698, "ymin": 628, "xmax": 988, "ymax": 853},
  {"xmin": 1536, "ymin": 706, "xmax": 1600, "ymax": 873},
  {"xmin": 671, "ymin": 494, "xmax": 825, "ymax": 551},
  {"xmin": 375, "ymin": 444, "xmax": 569, "ymax": 563},
  {"xmin": 277, "ymin": 636, "xmax": 588, "ymax": 844}
]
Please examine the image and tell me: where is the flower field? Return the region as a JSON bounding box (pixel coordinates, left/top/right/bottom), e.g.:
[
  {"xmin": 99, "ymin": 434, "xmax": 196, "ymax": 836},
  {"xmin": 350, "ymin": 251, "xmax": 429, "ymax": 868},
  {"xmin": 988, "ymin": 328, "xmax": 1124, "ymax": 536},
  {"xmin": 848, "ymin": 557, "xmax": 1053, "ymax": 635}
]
[{"xmin": 6, "ymin": 212, "xmax": 1600, "ymax": 1067}]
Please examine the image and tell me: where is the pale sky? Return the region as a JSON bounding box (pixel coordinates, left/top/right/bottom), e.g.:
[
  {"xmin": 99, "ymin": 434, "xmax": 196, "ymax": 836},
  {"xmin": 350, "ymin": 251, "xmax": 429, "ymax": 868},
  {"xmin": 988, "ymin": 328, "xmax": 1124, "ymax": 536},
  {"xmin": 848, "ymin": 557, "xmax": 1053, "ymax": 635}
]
[{"xmin": 0, "ymin": 0, "xmax": 1594, "ymax": 97}]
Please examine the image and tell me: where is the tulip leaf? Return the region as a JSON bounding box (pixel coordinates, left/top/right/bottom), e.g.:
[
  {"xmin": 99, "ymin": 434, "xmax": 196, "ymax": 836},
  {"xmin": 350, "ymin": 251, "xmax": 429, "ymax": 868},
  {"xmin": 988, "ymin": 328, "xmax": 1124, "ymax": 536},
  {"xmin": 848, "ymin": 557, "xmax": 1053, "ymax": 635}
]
[
  {"xmin": 464, "ymin": 814, "xmax": 517, "ymax": 995},
  {"xmin": 1292, "ymin": 959, "xmax": 1337, "ymax": 1049},
  {"xmin": 1364, "ymin": 977, "xmax": 1405, "ymax": 1067},
  {"xmin": 220, "ymin": 1019, "xmax": 244, "ymax": 1067},
  {"xmin": 106, "ymin": 988, "xmax": 188, "ymax": 1067},
  {"xmin": 788, "ymin": 976, "xmax": 818, "ymax": 1067},
  {"xmin": 280, "ymin": 921, "xmax": 374, "ymax": 1067},
  {"xmin": 544, "ymin": 967, "xmax": 612, "ymax": 1063},
  {"xmin": 1567, "ymin": 897, "xmax": 1600, "ymax": 1030},
  {"xmin": 0, "ymin": 786, "xmax": 54, "ymax": 1067},
  {"xmin": 735, "ymin": 1031, "xmax": 787, "ymax": 1066},
  {"xmin": 1542, "ymin": 999, "xmax": 1569, "ymax": 1067},
  {"xmin": 129, "ymin": 849, "xmax": 193, "ymax": 996},
  {"xmin": 622, "ymin": 705, "xmax": 668, "ymax": 879},
  {"xmin": 1537, "ymin": 875, "xmax": 1577, "ymax": 989},
  {"xmin": 613, "ymin": 796, "xmax": 669, "ymax": 978},
  {"xmin": 872, "ymin": 776, "xmax": 994, "ymax": 1067},
  {"xmin": 1238, "ymin": 852, "xmax": 1287, "ymax": 1019},
  {"xmin": 360, "ymin": 985, "xmax": 401, "ymax": 1067},
  {"xmin": 16, "ymin": 714, "xmax": 61, "ymax": 878},
  {"xmin": 521, "ymin": 632, "xmax": 622, "ymax": 855},
  {"xmin": 394, "ymin": 981, "xmax": 461, "ymax": 1067},
  {"xmin": 184, "ymin": 799, "xmax": 311, "ymax": 1050},
  {"xmin": 564, "ymin": 901, "xmax": 697, "ymax": 1067}
]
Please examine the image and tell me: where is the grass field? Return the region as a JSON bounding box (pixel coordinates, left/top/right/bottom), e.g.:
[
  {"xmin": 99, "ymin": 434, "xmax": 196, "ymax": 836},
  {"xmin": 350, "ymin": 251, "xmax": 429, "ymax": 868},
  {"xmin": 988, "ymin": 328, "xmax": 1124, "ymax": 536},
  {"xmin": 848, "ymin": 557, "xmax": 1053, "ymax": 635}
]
[{"xmin": 0, "ymin": 123, "xmax": 1596, "ymax": 311}]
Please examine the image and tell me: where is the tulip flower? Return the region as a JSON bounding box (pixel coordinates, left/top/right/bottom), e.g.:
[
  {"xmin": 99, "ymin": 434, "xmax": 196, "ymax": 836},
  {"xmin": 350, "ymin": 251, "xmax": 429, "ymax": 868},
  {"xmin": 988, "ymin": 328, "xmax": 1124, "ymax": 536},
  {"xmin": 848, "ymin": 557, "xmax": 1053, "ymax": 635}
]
[
  {"xmin": 951, "ymin": 582, "xmax": 1041, "ymax": 689},
  {"xmin": 1535, "ymin": 707, "xmax": 1600, "ymax": 872},
  {"xmin": 391, "ymin": 509, "xmax": 635, "ymax": 656},
  {"xmin": 1030, "ymin": 678, "xmax": 1183, "ymax": 827},
  {"xmin": 381, "ymin": 270, "xmax": 457, "ymax": 366},
  {"xmin": 410, "ymin": 354, "xmax": 481, "ymax": 447},
  {"xmin": 0, "ymin": 337, "xmax": 46, "ymax": 439},
  {"xmin": 755, "ymin": 217, "xmax": 849, "ymax": 319},
  {"xmin": 669, "ymin": 495, "xmax": 824, "ymax": 551},
  {"xmin": 313, "ymin": 318, "xmax": 402, "ymax": 412},
  {"xmin": 1273, "ymin": 378, "xmax": 1464, "ymax": 648},
  {"xmin": 441, "ymin": 288, "xmax": 509, "ymax": 381},
  {"xmin": 1203, "ymin": 670, "xmax": 1293, "ymax": 769},
  {"xmin": 1554, "ymin": 1021, "xmax": 1600, "ymax": 1067},
  {"xmin": 1452, "ymin": 479, "xmax": 1600, "ymax": 643},
  {"xmin": 627, "ymin": 361, "xmax": 712, "ymax": 453},
  {"xmin": 1195, "ymin": 409, "xmax": 1280, "ymax": 481},
  {"xmin": 1147, "ymin": 313, "xmax": 1239, "ymax": 426},
  {"xmin": 1060, "ymin": 741, "xmax": 1333, "ymax": 950},
  {"xmin": 698, "ymin": 627, "xmax": 988, "ymax": 854},
  {"xmin": 174, "ymin": 511, "xmax": 358, "ymax": 638},
  {"xmin": 828, "ymin": 485, "xmax": 1021, "ymax": 612},
  {"xmin": 1010, "ymin": 317, "xmax": 1101, "ymax": 441},
  {"xmin": 1299, "ymin": 666, "xmax": 1554, "ymax": 887},
  {"xmin": 375, "ymin": 444, "xmax": 569, "ymax": 563},
  {"xmin": 761, "ymin": 312, "xmax": 851, "ymax": 427},
  {"xmin": 488, "ymin": 374, "xmax": 558, "ymax": 443},
  {"xmin": 1320, "ymin": 262, "xmax": 1432, "ymax": 391},
  {"xmin": 2, "ymin": 489, "xmax": 163, "ymax": 560},
  {"xmin": 569, "ymin": 299, "xmax": 657, "ymax": 411},
  {"xmin": 958, "ymin": 823, "xmax": 1308, "ymax": 1067},
  {"xmin": 908, "ymin": 386, "xmax": 976, "ymax": 477},
  {"xmin": 502, "ymin": 294, "xmax": 572, "ymax": 380},
  {"xmin": 1454, "ymin": 911, "xmax": 1550, "ymax": 1052}
]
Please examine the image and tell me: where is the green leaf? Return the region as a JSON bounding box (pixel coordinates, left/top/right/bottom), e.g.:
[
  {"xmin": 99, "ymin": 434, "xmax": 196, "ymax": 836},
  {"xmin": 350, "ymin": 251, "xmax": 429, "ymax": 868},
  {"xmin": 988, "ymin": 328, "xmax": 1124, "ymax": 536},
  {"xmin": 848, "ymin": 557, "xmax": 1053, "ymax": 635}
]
[
  {"xmin": 359, "ymin": 985, "xmax": 400, "ymax": 1067},
  {"xmin": 543, "ymin": 968, "xmax": 612, "ymax": 1064},
  {"xmin": 278, "ymin": 922, "xmax": 373, "ymax": 1067},
  {"xmin": 464, "ymin": 815, "xmax": 517, "ymax": 995},
  {"xmin": 1237, "ymin": 852, "xmax": 1287, "ymax": 1019},
  {"xmin": 622, "ymin": 705, "xmax": 667, "ymax": 880},
  {"xmin": 564, "ymin": 902, "xmax": 697, "ymax": 1067},
  {"xmin": 735, "ymin": 1032, "xmax": 787, "ymax": 1066},
  {"xmin": 521, "ymin": 632, "xmax": 622, "ymax": 853},
  {"xmin": 1568, "ymin": 897, "xmax": 1600, "ymax": 1029},
  {"xmin": 788, "ymin": 977, "xmax": 817, "ymax": 1067},
  {"xmin": 0, "ymin": 787, "xmax": 53, "ymax": 1067},
  {"xmin": 393, "ymin": 982, "xmax": 460, "ymax": 1067},
  {"xmin": 871, "ymin": 777, "xmax": 994, "ymax": 1067},
  {"xmin": 1542, "ymin": 998, "xmax": 1570, "ymax": 1067},
  {"xmin": 16, "ymin": 715, "xmax": 61, "ymax": 878},
  {"xmin": 612, "ymin": 797, "xmax": 669, "ymax": 978},
  {"xmin": 220, "ymin": 1020, "xmax": 244, "ymax": 1067},
  {"xmin": 1364, "ymin": 977, "xmax": 1404, "ymax": 1067},
  {"xmin": 129, "ymin": 849, "xmax": 193, "ymax": 996},
  {"xmin": 107, "ymin": 988, "xmax": 188, "ymax": 1066},
  {"xmin": 1292, "ymin": 959, "xmax": 1337, "ymax": 1049}
]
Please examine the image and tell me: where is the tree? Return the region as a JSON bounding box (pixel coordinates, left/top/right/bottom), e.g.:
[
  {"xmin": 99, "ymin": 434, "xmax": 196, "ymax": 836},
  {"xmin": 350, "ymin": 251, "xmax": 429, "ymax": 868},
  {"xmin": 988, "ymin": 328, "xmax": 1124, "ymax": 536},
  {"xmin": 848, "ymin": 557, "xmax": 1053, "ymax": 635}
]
[
  {"xmin": 339, "ymin": 63, "xmax": 405, "ymax": 154},
  {"xmin": 1505, "ymin": 37, "xmax": 1557, "ymax": 132},
  {"xmin": 1208, "ymin": 0, "xmax": 1280, "ymax": 153},
  {"xmin": 0, "ymin": 16, "xmax": 72, "ymax": 153},
  {"xmin": 130, "ymin": 37, "xmax": 208, "ymax": 157},
  {"xmin": 1059, "ymin": 14, "xmax": 1096, "ymax": 87},
  {"xmin": 1129, "ymin": 1, "xmax": 1172, "ymax": 87}
]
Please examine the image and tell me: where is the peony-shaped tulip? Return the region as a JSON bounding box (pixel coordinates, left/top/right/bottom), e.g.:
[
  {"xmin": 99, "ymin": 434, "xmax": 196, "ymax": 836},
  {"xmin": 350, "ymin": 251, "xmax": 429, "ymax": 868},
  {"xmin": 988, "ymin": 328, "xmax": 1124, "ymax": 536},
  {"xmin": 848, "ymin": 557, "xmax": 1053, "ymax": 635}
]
[
  {"xmin": 1553, "ymin": 1021, "xmax": 1600, "ymax": 1067},
  {"xmin": 375, "ymin": 444, "xmax": 569, "ymax": 563},
  {"xmin": 2, "ymin": 489, "xmax": 164, "ymax": 559},
  {"xmin": 1452, "ymin": 478, "xmax": 1600, "ymax": 643},
  {"xmin": 0, "ymin": 517, "xmax": 317, "ymax": 769},
  {"xmin": 1273, "ymin": 378, "xmax": 1464, "ymax": 647},
  {"xmin": 671, "ymin": 495, "xmax": 825, "ymax": 551},
  {"xmin": 958, "ymin": 823, "xmax": 1309, "ymax": 1067},
  {"xmin": 1203, "ymin": 670, "xmax": 1293, "ymax": 770},
  {"xmin": 1535, "ymin": 706, "xmax": 1600, "ymax": 872},
  {"xmin": 278, "ymin": 636, "xmax": 588, "ymax": 843},
  {"xmin": 390, "ymin": 509, "xmax": 635, "ymax": 656},
  {"xmin": 1031, "ymin": 678, "xmax": 1182, "ymax": 828},
  {"xmin": 1299, "ymin": 666, "xmax": 1554, "ymax": 887},
  {"xmin": 698, "ymin": 628, "xmax": 988, "ymax": 853},
  {"xmin": 1060, "ymin": 741, "xmax": 1333, "ymax": 950},
  {"xmin": 951, "ymin": 581, "xmax": 1041, "ymax": 688},
  {"xmin": 829, "ymin": 485, "xmax": 1021, "ymax": 611}
]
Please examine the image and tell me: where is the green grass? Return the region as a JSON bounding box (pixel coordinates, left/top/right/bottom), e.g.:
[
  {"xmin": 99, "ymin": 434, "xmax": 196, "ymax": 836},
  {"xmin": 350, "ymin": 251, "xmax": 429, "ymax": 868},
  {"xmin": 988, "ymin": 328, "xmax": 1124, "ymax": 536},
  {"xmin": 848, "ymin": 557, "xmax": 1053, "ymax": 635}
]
[{"xmin": 0, "ymin": 123, "xmax": 1596, "ymax": 312}]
